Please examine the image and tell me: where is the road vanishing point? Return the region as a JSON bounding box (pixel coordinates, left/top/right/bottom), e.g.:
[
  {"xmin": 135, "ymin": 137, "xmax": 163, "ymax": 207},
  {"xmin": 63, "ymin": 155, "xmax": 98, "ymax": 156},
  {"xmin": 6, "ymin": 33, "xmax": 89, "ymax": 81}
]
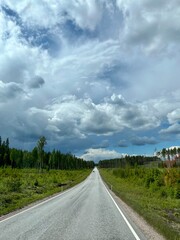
[{"xmin": 0, "ymin": 168, "xmax": 147, "ymax": 240}]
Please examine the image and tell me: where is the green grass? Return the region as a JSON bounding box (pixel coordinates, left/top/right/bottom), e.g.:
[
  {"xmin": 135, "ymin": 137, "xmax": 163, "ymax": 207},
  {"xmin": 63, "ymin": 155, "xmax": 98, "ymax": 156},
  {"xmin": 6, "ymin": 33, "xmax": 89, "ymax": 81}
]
[
  {"xmin": 99, "ymin": 168, "xmax": 180, "ymax": 240},
  {"xmin": 0, "ymin": 168, "xmax": 91, "ymax": 216}
]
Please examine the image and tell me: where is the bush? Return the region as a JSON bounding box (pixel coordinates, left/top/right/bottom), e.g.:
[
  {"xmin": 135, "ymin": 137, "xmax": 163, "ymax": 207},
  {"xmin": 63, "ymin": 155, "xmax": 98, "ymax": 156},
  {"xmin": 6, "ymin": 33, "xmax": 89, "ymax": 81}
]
[
  {"xmin": 159, "ymin": 189, "xmax": 168, "ymax": 198},
  {"xmin": 34, "ymin": 179, "xmax": 39, "ymax": 186},
  {"xmin": 174, "ymin": 186, "xmax": 180, "ymax": 199},
  {"xmin": 6, "ymin": 178, "xmax": 22, "ymax": 192},
  {"xmin": 111, "ymin": 167, "xmax": 179, "ymax": 200}
]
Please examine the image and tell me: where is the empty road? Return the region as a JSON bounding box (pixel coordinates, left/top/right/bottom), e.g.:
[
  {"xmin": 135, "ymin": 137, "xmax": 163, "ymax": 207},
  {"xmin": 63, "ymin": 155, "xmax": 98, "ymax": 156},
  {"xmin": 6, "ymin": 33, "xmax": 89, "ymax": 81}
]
[{"xmin": 0, "ymin": 168, "xmax": 146, "ymax": 240}]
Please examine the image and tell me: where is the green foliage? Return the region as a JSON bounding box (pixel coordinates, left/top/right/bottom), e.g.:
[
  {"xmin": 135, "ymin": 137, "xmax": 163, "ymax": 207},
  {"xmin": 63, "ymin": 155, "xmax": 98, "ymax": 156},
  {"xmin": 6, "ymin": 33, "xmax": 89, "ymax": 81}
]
[
  {"xmin": 174, "ymin": 186, "xmax": 180, "ymax": 199},
  {"xmin": 112, "ymin": 167, "xmax": 180, "ymax": 199},
  {"xmin": 34, "ymin": 179, "xmax": 39, "ymax": 186},
  {"xmin": 6, "ymin": 177, "xmax": 22, "ymax": 192},
  {"xmin": 0, "ymin": 137, "xmax": 10, "ymax": 167},
  {"xmin": 37, "ymin": 136, "xmax": 47, "ymax": 171},
  {"xmin": 0, "ymin": 168, "xmax": 91, "ymax": 216}
]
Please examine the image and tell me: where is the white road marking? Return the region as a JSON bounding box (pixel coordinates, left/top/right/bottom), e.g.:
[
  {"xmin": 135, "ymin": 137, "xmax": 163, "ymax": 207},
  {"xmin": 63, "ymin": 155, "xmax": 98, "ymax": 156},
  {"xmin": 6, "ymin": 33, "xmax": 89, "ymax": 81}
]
[{"xmin": 101, "ymin": 177, "xmax": 141, "ymax": 240}]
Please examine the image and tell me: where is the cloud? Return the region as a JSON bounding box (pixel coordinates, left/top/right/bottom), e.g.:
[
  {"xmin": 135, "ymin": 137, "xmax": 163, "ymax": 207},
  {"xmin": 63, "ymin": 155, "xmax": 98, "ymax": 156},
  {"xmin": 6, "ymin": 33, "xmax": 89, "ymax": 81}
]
[
  {"xmin": 80, "ymin": 95, "xmax": 160, "ymax": 135},
  {"xmin": 48, "ymin": 94, "xmax": 161, "ymax": 139},
  {"xmin": 117, "ymin": 0, "xmax": 180, "ymax": 53},
  {"xmin": 0, "ymin": 81, "xmax": 23, "ymax": 101},
  {"xmin": 105, "ymin": 94, "xmax": 126, "ymax": 106},
  {"xmin": 131, "ymin": 136, "xmax": 158, "ymax": 146},
  {"xmin": 2, "ymin": 1, "xmax": 60, "ymax": 28},
  {"xmin": 160, "ymin": 124, "xmax": 180, "ymax": 136},
  {"xmin": 92, "ymin": 140, "xmax": 109, "ymax": 149},
  {"xmin": 167, "ymin": 109, "xmax": 180, "ymax": 124},
  {"xmin": 28, "ymin": 76, "xmax": 45, "ymax": 89},
  {"xmin": 61, "ymin": 0, "xmax": 103, "ymax": 31},
  {"xmin": 2, "ymin": 0, "xmax": 102, "ymax": 32},
  {"xmin": 80, "ymin": 148, "xmax": 123, "ymax": 162},
  {"xmin": 159, "ymin": 108, "xmax": 180, "ymax": 138},
  {"xmin": 0, "ymin": 93, "xmax": 161, "ymax": 145},
  {"xmin": 117, "ymin": 140, "xmax": 128, "ymax": 147}
]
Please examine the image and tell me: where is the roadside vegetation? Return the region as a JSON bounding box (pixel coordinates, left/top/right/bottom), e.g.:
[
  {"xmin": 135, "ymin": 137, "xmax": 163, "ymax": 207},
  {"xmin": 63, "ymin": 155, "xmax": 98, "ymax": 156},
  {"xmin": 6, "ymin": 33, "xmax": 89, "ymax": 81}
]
[
  {"xmin": 99, "ymin": 157, "xmax": 180, "ymax": 240},
  {"xmin": 0, "ymin": 168, "xmax": 91, "ymax": 216},
  {"xmin": 0, "ymin": 136, "xmax": 94, "ymax": 216}
]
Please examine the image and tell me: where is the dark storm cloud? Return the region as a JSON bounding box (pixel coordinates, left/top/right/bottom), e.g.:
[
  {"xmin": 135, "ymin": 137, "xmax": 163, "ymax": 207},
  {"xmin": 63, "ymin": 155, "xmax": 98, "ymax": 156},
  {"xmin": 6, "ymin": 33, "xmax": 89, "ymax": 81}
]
[
  {"xmin": 28, "ymin": 76, "xmax": 45, "ymax": 89},
  {"xmin": 92, "ymin": 140, "xmax": 109, "ymax": 149},
  {"xmin": 131, "ymin": 136, "xmax": 158, "ymax": 146}
]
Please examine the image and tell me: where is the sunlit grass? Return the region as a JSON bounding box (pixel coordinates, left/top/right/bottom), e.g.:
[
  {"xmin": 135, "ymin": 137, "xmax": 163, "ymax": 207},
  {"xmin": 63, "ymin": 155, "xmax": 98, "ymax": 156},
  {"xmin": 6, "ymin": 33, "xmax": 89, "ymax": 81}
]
[{"xmin": 0, "ymin": 168, "xmax": 91, "ymax": 216}]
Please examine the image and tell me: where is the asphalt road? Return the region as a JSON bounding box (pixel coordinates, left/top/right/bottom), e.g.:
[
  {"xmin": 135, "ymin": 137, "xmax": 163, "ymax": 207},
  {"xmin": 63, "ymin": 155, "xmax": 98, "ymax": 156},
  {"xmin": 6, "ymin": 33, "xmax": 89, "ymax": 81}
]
[{"xmin": 0, "ymin": 168, "xmax": 147, "ymax": 240}]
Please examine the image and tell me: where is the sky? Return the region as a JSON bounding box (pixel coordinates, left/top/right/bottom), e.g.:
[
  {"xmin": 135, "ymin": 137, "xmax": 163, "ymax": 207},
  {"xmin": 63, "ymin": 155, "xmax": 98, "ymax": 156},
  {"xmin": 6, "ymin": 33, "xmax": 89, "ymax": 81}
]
[{"xmin": 1, "ymin": 0, "xmax": 180, "ymax": 162}]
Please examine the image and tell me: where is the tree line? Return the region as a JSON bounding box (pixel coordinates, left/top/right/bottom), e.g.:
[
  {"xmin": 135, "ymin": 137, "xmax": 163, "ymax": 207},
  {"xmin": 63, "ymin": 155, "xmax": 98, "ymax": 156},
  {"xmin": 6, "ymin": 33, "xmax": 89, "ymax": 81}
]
[
  {"xmin": 156, "ymin": 147, "xmax": 180, "ymax": 160},
  {"xmin": 0, "ymin": 136, "xmax": 94, "ymax": 170},
  {"xmin": 99, "ymin": 155, "xmax": 160, "ymax": 168}
]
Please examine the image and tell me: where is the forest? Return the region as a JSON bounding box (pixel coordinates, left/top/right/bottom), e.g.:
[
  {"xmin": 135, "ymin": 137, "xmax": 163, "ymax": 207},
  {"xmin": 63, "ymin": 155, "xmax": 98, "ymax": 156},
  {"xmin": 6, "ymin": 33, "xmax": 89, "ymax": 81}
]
[
  {"xmin": 99, "ymin": 155, "xmax": 161, "ymax": 168},
  {"xmin": 99, "ymin": 149, "xmax": 180, "ymax": 169},
  {"xmin": 0, "ymin": 136, "xmax": 94, "ymax": 170}
]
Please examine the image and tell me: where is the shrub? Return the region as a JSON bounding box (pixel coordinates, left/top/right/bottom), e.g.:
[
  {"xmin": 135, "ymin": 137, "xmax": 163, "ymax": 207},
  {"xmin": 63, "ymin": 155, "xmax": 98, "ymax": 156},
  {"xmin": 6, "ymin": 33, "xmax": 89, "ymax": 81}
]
[
  {"xmin": 159, "ymin": 189, "xmax": 168, "ymax": 198},
  {"xmin": 6, "ymin": 178, "xmax": 22, "ymax": 192},
  {"xmin": 174, "ymin": 186, "xmax": 180, "ymax": 199},
  {"xmin": 34, "ymin": 179, "xmax": 39, "ymax": 186}
]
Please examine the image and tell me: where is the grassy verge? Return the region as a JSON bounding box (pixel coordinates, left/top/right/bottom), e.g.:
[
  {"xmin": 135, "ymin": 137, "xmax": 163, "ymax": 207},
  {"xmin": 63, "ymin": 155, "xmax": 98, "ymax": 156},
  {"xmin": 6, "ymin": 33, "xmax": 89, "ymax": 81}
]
[
  {"xmin": 99, "ymin": 168, "xmax": 180, "ymax": 240},
  {"xmin": 0, "ymin": 168, "xmax": 91, "ymax": 216}
]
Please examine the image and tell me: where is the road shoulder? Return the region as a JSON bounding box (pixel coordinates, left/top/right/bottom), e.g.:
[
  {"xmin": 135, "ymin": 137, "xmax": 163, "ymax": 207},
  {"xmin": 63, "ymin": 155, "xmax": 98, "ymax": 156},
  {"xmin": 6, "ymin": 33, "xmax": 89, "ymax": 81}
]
[{"xmin": 103, "ymin": 181, "xmax": 166, "ymax": 240}]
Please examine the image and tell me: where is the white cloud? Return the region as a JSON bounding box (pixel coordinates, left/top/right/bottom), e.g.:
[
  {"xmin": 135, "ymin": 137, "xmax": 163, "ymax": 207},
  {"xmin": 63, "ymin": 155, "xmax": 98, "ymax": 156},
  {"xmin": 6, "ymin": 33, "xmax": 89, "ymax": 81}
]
[
  {"xmin": 148, "ymin": 97, "xmax": 180, "ymax": 120},
  {"xmin": 0, "ymin": 80, "xmax": 23, "ymax": 101},
  {"xmin": 60, "ymin": 0, "xmax": 103, "ymax": 31},
  {"xmin": 160, "ymin": 123, "xmax": 180, "ymax": 136},
  {"xmin": 42, "ymin": 94, "xmax": 161, "ymax": 139},
  {"xmin": 2, "ymin": 1, "xmax": 60, "ymax": 28},
  {"xmin": 80, "ymin": 148, "xmax": 123, "ymax": 162},
  {"xmin": 116, "ymin": 0, "xmax": 180, "ymax": 53},
  {"xmin": 0, "ymin": 92, "xmax": 163, "ymax": 144},
  {"xmin": 167, "ymin": 109, "xmax": 180, "ymax": 125},
  {"xmin": 3, "ymin": 0, "xmax": 104, "ymax": 31},
  {"xmin": 159, "ymin": 109, "xmax": 180, "ymax": 137}
]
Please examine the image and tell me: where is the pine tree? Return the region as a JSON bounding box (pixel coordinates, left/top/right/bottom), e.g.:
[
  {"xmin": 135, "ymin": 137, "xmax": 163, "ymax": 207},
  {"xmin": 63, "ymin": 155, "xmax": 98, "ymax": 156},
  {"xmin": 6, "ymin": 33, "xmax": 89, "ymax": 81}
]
[{"xmin": 37, "ymin": 136, "xmax": 47, "ymax": 172}]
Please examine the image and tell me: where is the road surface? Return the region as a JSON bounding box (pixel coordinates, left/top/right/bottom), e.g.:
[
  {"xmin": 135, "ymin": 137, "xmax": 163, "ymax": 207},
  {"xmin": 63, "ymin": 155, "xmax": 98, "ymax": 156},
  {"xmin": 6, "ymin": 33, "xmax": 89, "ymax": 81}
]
[{"xmin": 0, "ymin": 168, "xmax": 146, "ymax": 240}]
